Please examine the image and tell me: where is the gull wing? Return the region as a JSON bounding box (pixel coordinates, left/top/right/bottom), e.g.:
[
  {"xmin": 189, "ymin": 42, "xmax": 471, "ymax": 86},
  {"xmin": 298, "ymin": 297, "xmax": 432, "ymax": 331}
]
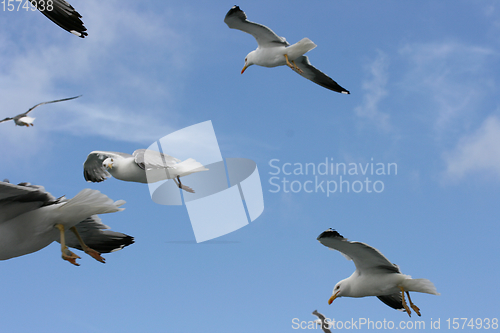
[
  {"xmin": 0, "ymin": 181, "xmax": 59, "ymax": 223},
  {"xmin": 224, "ymin": 5, "xmax": 288, "ymax": 47},
  {"xmin": 83, "ymin": 151, "xmax": 132, "ymax": 182},
  {"xmin": 317, "ymin": 229, "xmax": 400, "ymax": 275},
  {"xmin": 312, "ymin": 310, "xmax": 332, "ymax": 333},
  {"xmin": 294, "ymin": 56, "xmax": 350, "ymax": 94},
  {"xmin": 133, "ymin": 149, "xmax": 181, "ymax": 170},
  {"xmin": 62, "ymin": 215, "xmax": 134, "ymax": 253},
  {"xmin": 21, "ymin": 95, "xmax": 82, "ymax": 117},
  {"xmin": 35, "ymin": 0, "xmax": 88, "ymax": 38},
  {"xmin": 0, "ymin": 117, "xmax": 13, "ymax": 123},
  {"xmin": 377, "ymin": 293, "xmax": 405, "ymax": 311}
]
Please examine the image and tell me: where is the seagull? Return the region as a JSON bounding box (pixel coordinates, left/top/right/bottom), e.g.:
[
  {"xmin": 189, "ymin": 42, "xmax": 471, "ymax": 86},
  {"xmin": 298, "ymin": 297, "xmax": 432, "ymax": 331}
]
[
  {"xmin": 312, "ymin": 310, "xmax": 332, "ymax": 333},
  {"xmin": 0, "ymin": 180, "xmax": 133, "ymax": 266},
  {"xmin": 0, "ymin": 95, "xmax": 81, "ymax": 127},
  {"xmin": 83, "ymin": 150, "xmax": 209, "ymax": 193},
  {"xmin": 317, "ymin": 229, "xmax": 439, "ymax": 317},
  {"xmin": 224, "ymin": 5, "xmax": 350, "ymax": 94},
  {"xmin": 34, "ymin": 0, "xmax": 88, "ymax": 38}
]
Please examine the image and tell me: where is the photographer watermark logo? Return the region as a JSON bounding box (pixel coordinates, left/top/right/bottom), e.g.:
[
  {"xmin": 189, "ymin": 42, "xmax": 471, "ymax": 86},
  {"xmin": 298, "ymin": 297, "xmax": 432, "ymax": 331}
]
[{"xmin": 146, "ymin": 121, "xmax": 264, "ymax": 242}]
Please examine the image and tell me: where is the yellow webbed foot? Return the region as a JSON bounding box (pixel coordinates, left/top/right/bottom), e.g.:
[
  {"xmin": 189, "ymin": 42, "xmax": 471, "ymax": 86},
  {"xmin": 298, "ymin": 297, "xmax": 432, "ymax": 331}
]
[
  {"xmin": 62, "ymin": 247, "xmax": 81, "ymax": 266},
  {"xmin": 85, "ymin": 248, "xmax": 105, "ymax": 263}
]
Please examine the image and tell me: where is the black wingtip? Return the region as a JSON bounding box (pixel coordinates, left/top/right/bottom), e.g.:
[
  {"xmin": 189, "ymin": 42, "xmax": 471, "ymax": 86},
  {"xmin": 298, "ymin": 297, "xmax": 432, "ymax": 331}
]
[
  {"xmin": 317, "ymin": 228, "xmax": 344, "ymax": 241},
  {"xmin": 85, "ymin": 234, "xmax": 134, "ymax": 254}
]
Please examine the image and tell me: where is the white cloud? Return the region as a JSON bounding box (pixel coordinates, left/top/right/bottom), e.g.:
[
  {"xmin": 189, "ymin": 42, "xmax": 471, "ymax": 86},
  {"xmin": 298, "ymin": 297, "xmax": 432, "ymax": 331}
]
[
  {"xmin": 354, "ymin": 50, "xmax": 391, "ymax": 131},
  {"xmin": 0, "ymin": 1, "xmax": 194, "ymax": 154},
  {"xmin": 399, "ymin": 41, "xmax": 495, "ymax": 137},
  {"xmin": 444, "ymin": 115, "xmax": 500, "ymax": 180}
]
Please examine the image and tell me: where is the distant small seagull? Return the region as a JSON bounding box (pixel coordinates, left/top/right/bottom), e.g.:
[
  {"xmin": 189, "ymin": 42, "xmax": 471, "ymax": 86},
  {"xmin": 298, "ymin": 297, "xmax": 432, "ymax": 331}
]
[
  {"xmin": 83, "ymin": 150, "xmax": 209, "ymax": 193},
  {"xmin": 34, "ymin": 0, "xmax": 87, "ymax": 38},
  {"xmin": 224, "ymin": 5, "xmax": 349, "ymax": 94},
  {"xmin": 317, "ymin": 229, "xmax": 439, "ymax": 317},
  {"xmin": 0, "ymin": 180, "xmax": 132, "ymax": 266},
  {"xmin": 312, "ymin": 310, "xmax": 332, "ymax": 333},
  {"xmin": 0, "ymin": 95, "xmax": 81, "ymax": 127}
]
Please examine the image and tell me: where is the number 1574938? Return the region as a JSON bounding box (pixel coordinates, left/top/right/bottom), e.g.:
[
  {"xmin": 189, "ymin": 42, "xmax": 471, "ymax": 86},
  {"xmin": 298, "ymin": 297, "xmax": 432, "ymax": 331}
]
[{"xmin": 2, "ymin": 0, "xmax": 53, "ymax": 12}]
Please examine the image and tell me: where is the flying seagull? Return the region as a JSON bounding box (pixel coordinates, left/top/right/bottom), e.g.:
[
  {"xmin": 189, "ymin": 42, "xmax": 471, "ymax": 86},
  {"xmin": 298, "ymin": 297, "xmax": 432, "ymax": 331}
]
[
  {"xmin": 224, "ymin": 5, "xmax": 349, "ymax": 94},
  {"xmin": 83, "ymin": 149, "xmax": 208, "ymax": 193},
  {"xmin": 0, "ymin": 180, "xmax": 133, "ymax": 266},
  {"xmin": 34, "ymin": 0, "xmax": 88, "ymax": 38},
  {"xmin": 317, "ymin": 229, "xmax": 439, "ymax": 317},
  {"xmin": 0, "ymin": 95, "xmax": 81, "ymax": 127},
  {"xmin": 312, "ymin": 310, "xmax": 332, "ymax": 333}
]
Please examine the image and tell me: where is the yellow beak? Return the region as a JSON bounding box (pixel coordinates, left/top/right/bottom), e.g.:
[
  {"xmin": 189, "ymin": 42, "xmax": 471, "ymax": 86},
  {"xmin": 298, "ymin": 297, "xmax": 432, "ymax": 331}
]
[
  {"xmin": 328, "ymin": 293, "xmax": 339, "ymax": 305},
  {"xmin": 241, "ymin": 64, "xmax": 248, "ymax": 74}
]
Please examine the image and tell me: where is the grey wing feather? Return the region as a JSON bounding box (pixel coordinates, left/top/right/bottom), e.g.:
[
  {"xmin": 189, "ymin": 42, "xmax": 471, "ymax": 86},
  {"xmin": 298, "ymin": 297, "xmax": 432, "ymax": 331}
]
[
  {"xmin": 312, "ymin": 310, "xmax": 332, "ymax": 333},
  {"xmin": 0, "ymin": 181, "xmax": 59, "ymax": 223},
  {"xmin": 224, "ymin": 6, "xmax": 288, "ymax": 47},
  {"xmin": 83, "ymin": 151, "xmax": 131, "ymax": 182},
  {"xmin": 23, "ymin": 95, "xmax": 82, "ymax": 116},
  {"xmin": 377, "ymin": 293, "xmax": 405, "ymax": 311},
  {"xmin": 317, "ymin": 229, "xmax": 400, "ymax": 274},
  {"xmin": 35, "ymin": 0, "xmax": 88, "ymax": 38},
  {"xmin": 63, "ymin": 215, "xmax": 134, "ymax": 253},
  {"xmin": 294, "ymin": 56, "xmax": 350, "ymax": 94},
  {"xmin": 0, "ymin": 117, "xmax": 13, "ymax": 123},
  {"xmin": 133, "ymin": 149, "xmax": 180, "ymax": 170}
]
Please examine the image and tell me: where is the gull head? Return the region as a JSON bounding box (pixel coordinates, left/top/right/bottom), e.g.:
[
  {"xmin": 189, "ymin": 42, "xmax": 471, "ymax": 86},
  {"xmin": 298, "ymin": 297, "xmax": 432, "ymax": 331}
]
[
  {"xmin": 241, "ymin": 51, "xmax": 256, "ymax": 74},
  {"xmin": 103, "ymin": 158, "xmax": 114, "ymax": 170},
  {"xmin": 328, "ymin": 282, "xmax": 343, "ymax": 304}
]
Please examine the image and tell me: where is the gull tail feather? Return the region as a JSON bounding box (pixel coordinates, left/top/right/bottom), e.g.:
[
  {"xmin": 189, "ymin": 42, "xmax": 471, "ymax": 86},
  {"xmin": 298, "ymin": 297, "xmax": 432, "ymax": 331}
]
[
  {"xmin": 297, "ymin": 37, "xmax": 317, "ymax": 52},
  {"xmin": 175, "ymin": 158, "xmax": 208, "ymax": 176},
  {"xmin": 57, "ymin": 189, "xmax": 125, "ymax": 221},
  {"xmin": 402, "ymin": 278, "xmax": 440, "ymax": 295},
  {"xmin": 287, "ymin": 38, "xmax": 317, "ymax": 60}
]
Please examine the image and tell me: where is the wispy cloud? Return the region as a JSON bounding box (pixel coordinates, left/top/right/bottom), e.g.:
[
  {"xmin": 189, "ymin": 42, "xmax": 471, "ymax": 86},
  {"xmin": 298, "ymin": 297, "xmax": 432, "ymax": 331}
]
[
  {"xmin": 0, "ymin": 1, "xmax": 194, "ymax": 153},
  {"xmin": 444, "ymin": 115, "xmax": 500, "ymax": 181},
  {"xmin": 354, "ymin": 50, "xmax": 391, "ymax": 131},
  {"xmin": 399, "ymin": 41, "xmax": 496, "ymax": 138}
]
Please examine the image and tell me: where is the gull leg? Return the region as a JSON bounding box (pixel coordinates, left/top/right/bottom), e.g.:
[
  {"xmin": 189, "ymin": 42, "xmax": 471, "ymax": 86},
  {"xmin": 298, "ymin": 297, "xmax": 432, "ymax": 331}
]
[
  {"xmin": 405, "ymin": 291, "xmax": 421, "ymax": 317},
  {"xmin": 55, "ymin": 224, "xmax": 81, "ymax": 266},
  {"xmin": 284, "ymin": 54, "xmax": 294, "ymax": 70},
  {"xmin": 174, "ymin": 176, "xmax": 195, "ymax": 193},
  {"xmin": 399, "ymin": 286, "xmax": 412, "ymax": 317},
  {"xmin": 292, "ymin": 60, "xmax": 303, "ymax": 73},
  {"xmin": 284, "ymin": 54, "xmax": 303, "ymax": 73},
  {"xmin": 70, "ymin": 226, "xmax": 105, "ymax": 263}
]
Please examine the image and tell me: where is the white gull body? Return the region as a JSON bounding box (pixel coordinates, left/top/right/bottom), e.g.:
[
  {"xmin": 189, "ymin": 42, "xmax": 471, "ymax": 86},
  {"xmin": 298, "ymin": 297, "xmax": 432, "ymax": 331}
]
[
  {"xmin": 83, "ymin": 149, "xmax": 208, "ymax": 193},
  {"xmin": 317, "ymin": 229, "xmax": 439, "ymax": 317},
  {"xmin": 0, "ymin": 181, "xmax": 132, "ymax": 265},
  {"xmin": 224, "ymin": 5, "xmax": 350, "ymax": 94},
  {"xmin": 0, "ymin": 95, "xmax": 81, "ymax": 127}
]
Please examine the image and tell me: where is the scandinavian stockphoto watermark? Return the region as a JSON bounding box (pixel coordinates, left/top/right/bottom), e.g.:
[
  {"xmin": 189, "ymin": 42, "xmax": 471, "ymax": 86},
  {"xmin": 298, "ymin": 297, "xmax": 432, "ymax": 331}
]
[
  {"xmin": 146, "ymin": 120, "xmax": 264, "ymax": 243},
  {"xmin": 292, "ymin": 316, "xmax": 498, "ymax": 330},
  {"xmin": 269, "ymin": 158, "xmax": 397, "ymax": 196}
]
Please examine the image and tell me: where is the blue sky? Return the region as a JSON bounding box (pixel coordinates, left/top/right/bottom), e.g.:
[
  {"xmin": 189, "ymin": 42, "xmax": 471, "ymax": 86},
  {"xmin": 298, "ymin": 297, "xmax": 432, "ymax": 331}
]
[{"xmin": 1, "ymin": 1, "xmax": 500, "ymax": 332}]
